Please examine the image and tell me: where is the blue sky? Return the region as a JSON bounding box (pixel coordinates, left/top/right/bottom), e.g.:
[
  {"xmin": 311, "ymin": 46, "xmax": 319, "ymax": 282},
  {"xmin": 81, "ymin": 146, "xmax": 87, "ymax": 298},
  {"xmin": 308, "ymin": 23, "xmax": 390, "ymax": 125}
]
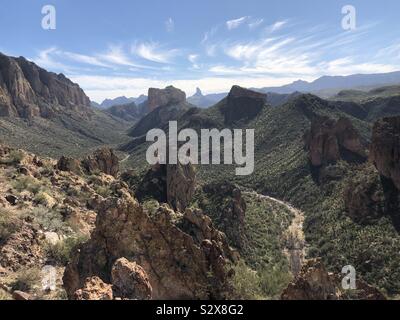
[{"xmin": 1, "ymin": 0, "xmax": 400, "ymax": 102}]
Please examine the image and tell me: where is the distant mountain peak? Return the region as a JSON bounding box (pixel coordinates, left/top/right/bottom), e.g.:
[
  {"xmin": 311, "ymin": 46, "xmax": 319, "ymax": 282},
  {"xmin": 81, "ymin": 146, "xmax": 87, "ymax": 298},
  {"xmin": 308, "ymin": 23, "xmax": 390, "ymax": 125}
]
[{"xmin": 194, "ymin": 87, "xmax": 203, "ymax": 97}]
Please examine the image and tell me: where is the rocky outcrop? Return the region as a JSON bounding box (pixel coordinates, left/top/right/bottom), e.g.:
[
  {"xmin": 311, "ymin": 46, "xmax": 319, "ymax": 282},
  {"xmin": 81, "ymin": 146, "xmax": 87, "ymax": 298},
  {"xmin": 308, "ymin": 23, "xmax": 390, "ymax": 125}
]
[
  {"xmin": 200, "ymin": 182, "xmax": 247, "ymax": 249},
  {"xmin": 74, "ymin": 276, "xmax": 113, "ymax": 300},
  {"xmin": 344, "ymin": 166, "xmax": 385, "ymax": 224},
  {"xmin": 166, "ymin": 163, "xmax": 196, "ymax": 212},
  {"xmin": 369, "ymin": 116, "xmax": 400, "ymax": 229},
  {"xmin": 136, "ymin": 163, "xmax": 196, "ymax": 212},
  {"xmin": 281, "ymin": 259, "xmax": 340, "ymax": 300},
  {"xmin": 370, "ymin": 116, "xmax": 400, "ymax": 190},
  {"xmin": 81, "ymin": 148, "xmax": 119, "ymax": 177},
  {"xmin": 111, "ymin": 258, "xmax": 152, "ymax": 300},
  {"xmin": 0, "ymin": 222, "xmax": 44, "ymax": 271},
  {"xmin": 56, "ymin": 156, "xmax": 82, "ymax": 175},
  {"xmin": 281, "ymin": 259, "xmax": 386, "ymax": 300},
  {"xmin": 63, "ymin": 192, "xmax": 236, "ymax": 300},
  {"xmin": 222, "ymin": 86, "xmax": 266, "ymax": 124},
  {"xmin": 304, "ymin": 116, "xmax": 366, "ymax": 167},
  {"xmin": 147, "ymin": 86, "xmax": 186, "ymax": 113},
  {"xmin": 0, "ymin": 52, "xmax": 91, "ymax": 119}
]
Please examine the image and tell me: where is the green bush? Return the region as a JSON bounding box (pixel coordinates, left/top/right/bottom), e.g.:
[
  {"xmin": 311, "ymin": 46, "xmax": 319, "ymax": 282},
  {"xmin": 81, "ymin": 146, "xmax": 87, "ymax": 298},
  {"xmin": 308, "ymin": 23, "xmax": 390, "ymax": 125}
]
[
  {"xmin": 0, "ymin": 150, "xmax": 25, "ymax": 166},
  {"xmin": 22, "ymin": 207, "xmax": 68, "ymax": 233},
  {"xmin": 45, "ymin": 235, "xmax": 88, "ymax": 265},
  {"xmin": 228, "ymin": 260, "xmax": 265, "ymax": 300},
  {"xmin": 11, "ymin": 267, "xmax": 41, "ymax": 292},
  {"xmin": 0, "ymin": 209, "xmax": 19, "ymax": 243},
  {"xmin": 12, "ymin": 176, "xmax": 42, "ymax": 194}
]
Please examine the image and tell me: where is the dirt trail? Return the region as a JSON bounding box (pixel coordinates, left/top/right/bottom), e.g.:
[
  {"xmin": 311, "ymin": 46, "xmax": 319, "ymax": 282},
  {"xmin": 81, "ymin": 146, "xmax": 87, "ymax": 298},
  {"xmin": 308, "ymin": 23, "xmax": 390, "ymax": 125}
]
[
  {"xmin": 120, "ymin": 154, "xmax": 130, "ymax": 163},
  {"xmin": 245, "ymin": 191, "xmax": 306, "ymax": 276}
]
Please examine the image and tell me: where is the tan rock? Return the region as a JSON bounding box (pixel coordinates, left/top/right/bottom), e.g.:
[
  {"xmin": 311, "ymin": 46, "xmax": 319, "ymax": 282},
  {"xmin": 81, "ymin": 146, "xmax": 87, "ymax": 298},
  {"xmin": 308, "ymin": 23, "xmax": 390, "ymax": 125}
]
[
  {"xmin": 111, "ymin": 258, "xmax": 152, "ymax": 300},
  {"xmin": 74, "ymin": 276, "xmax": 113, "ymax": 300}
]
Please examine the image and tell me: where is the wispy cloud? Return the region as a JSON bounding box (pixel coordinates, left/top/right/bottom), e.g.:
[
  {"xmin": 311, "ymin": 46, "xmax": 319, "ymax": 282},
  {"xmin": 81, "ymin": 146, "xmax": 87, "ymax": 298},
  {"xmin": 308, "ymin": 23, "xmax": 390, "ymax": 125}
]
[
  {"xmin": 165, "ymin": 17, "xmax": 174, "ymax": 33},
  {"xmin": 248, "ymin": 18, "xmax": 264, "ymax": 29},
  {"xmin": 269, "ymin": 20, "xmax": 288, "ymax": 32},
  {"xmin": 226, "ymin": 16, "xmax": 249, "ymax": 30},
  {"xmin": 63, "ymin": 51, "xmax": 110, "ymax": 67},
  {"xmin": 132, "ymin": 42, "xmax": 180, "ymax": 63}
]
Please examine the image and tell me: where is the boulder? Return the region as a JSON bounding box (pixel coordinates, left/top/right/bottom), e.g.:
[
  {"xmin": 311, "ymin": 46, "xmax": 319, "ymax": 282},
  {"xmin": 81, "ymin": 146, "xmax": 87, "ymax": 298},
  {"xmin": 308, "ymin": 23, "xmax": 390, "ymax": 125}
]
[
  {"xmin": 56, "ymin": 156, "xmax": 82, "ymax": 175},
  {"xmin": 111, "ymin": 258, "xmax": 152, "ymax": 300},
  {"xmin": 74, "ymin": 276, "xmax": 113, "ymax": 300},
  {"xmin": 281, "ymin": 259, "xmax": 340, "ymax": 300},
  {"xmin": 81, "ymin": 148, "xmax": 119, "ymax": 177}
]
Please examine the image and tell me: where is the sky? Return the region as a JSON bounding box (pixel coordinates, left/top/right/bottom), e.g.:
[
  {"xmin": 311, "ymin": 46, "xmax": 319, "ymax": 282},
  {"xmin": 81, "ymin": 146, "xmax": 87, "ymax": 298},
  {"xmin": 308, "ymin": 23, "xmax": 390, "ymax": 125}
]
[{"xmin": 1, "ymin": 0, "xmax": 400, "ymax": 102}]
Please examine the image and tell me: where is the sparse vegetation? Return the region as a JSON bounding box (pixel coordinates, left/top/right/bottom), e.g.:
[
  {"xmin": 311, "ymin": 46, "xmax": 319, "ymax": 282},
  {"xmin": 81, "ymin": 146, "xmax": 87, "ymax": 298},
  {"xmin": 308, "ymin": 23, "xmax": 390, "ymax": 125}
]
[
  {"xmin": 10, "ymin": 267, "xmax": 41, "ymax": 292},
  {"xmin": 45, "ymin": 235, "xmax": 88, "ymax": 265},
  {"xmin": 0, "ymin": 209, "xmax": 20, "ymax": 243}
]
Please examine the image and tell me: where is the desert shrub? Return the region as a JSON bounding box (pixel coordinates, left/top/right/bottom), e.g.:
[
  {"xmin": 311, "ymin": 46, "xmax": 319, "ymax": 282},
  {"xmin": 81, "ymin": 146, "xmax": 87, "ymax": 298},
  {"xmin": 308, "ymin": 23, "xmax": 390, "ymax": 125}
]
[
  {"xmin": 23, "ymin": 207, "xmax": 68, "ymax": 233},
  {"xmin": 11, "ymin": 267, "xmax": 41, "ymax": 292},
  {"xmin": 142, "ymin": 199, "xmax": 160, "ymax": 216},
  {"xmin": 228, "ymin": 260, "xmax": 265, "ymax": 300},
  {"xmin": 12, "ymin": 176, "xmax": 42, "ymax": 194},
  {"xmin": 94, "ymin": 185, "xmax": 112, "ymax": 198},
  {"xmin": 45, "ymin": 234, "xmax": 88, "ymax": 265},
  {"xmin": 0, "ymin": 289, "xmax": 12, "ymax": 300},
  {"xmin": 0, "ymin": 150, "xmax": 25, "ymax": 166},
  {"xmin": 0, "ymin": 209, "xmax": 20, "ymax": 243},
  {"xmin": 259, "ymin": 265, "xmax": 292, "ymax": 298}
]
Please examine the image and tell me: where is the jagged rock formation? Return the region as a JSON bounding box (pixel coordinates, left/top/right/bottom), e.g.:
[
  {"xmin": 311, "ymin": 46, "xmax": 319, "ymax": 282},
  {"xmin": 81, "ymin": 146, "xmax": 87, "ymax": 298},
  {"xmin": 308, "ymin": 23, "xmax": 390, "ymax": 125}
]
[
  {"xmin": 147, "ymin": 86, "xmax": 186, "ymax": 113},
  {"xmin": 135, "ymin": 163, "xmax": 196, "ymax": 212},
  {"xmin": 370, "ymin": 116, "xmax": 400, "ymax": 190},
  {"xmin": 221, "ymin": 86, "xmax": 267, "ymax": 124},
  {"xmin": 57, "ymin": 148, "xmax": 119, "ymax": 177},
  {"xmin": 281, "ymin": 259, "xmax": 340, "ymax": 300},
  {"xmin": 0, "ymin": 52, "xmax": 90, "ymax": 119},
  {"xmin": 344, "ymin": 165, "xmax": 385, "ymax": 224},
  {"xmin": 135, "ymin": 164, "xmax": 167, "ymax": 203},
  {"xmin": 166, "ymin": 163, "xmax": 196, "ymax": 212},
  {"xmin": 111, "ymin": 257, "xmax": 152, "ymax": 300},
  {"xmin": 81, "ymin": 148, "xmax": 119, "ymax": 177},
  {"xmin": 63, "ymin": 192, "xmax": 237, "ymax": 300},
  {"xmin": 281, "ymin": 259, "xmax": 386, "ymax": 300},
  {"xmin": 369, "ymin": 116, "xmax": 400, "ymax": 229},
  {"xmin": 127, "ymin": 86, "xmax": 191, "ymax": 138},
  {"xmin": 304, "ymin": 116, "xmax": 366, "ymax": 167},
  {"xmin": 74, "ymin": 276, "xmax": 113, "ymax": 300},
  {"xmin": 199, "ymin": 182, "xmax": 247, "ymax": 249},
  {"xmin": 56, "ymin": 156, "xmax": 82, "ymax": 175}
]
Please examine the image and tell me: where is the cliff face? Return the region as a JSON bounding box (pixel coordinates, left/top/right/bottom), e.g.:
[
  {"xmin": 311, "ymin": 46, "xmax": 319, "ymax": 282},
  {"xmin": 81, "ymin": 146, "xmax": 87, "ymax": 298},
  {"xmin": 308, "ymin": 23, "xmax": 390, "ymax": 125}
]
[
  {"xmin": 222, "ymin": 86, "xmax": 267, "ymax": 124},
  {"xmin": 63, "ymin": 194, "xmax": 237, "ymax": 300},
  {"xmin": 147, "ymin": 85, "xmax": 186, "ymax": 113},
  {"xmin": 304, "ymin": 116, "xmax": 366, "ymax": 167},
  {"xmin": 0, "ymin": 53, "xmax": 91, "ymax": 119},
  {"xmin": 369, "ymin": 116, "xmax": 400, "ymax": 229},
  {"xmin": 370, "ymin": 116, "xmax": 400, "ymax": 190}
]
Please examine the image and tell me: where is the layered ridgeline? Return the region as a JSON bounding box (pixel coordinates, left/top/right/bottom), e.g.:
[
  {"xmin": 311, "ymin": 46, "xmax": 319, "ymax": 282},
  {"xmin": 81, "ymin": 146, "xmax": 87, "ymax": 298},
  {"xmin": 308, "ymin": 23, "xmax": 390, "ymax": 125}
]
[
  {"xmin": 0, "ymin": 52, "xmax": 134, "ymax": 158},
  {"xmin": 123, "ymin": 83, "xmax": 400, "ymax": 297}
]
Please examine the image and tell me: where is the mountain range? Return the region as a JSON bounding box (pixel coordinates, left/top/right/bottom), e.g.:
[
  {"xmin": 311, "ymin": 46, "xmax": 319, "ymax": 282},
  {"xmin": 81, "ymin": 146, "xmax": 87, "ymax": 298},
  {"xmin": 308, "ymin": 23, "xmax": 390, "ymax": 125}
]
[{"xmin": 1, "ymin": 51, "xmax": 400, "ymax": 301}]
